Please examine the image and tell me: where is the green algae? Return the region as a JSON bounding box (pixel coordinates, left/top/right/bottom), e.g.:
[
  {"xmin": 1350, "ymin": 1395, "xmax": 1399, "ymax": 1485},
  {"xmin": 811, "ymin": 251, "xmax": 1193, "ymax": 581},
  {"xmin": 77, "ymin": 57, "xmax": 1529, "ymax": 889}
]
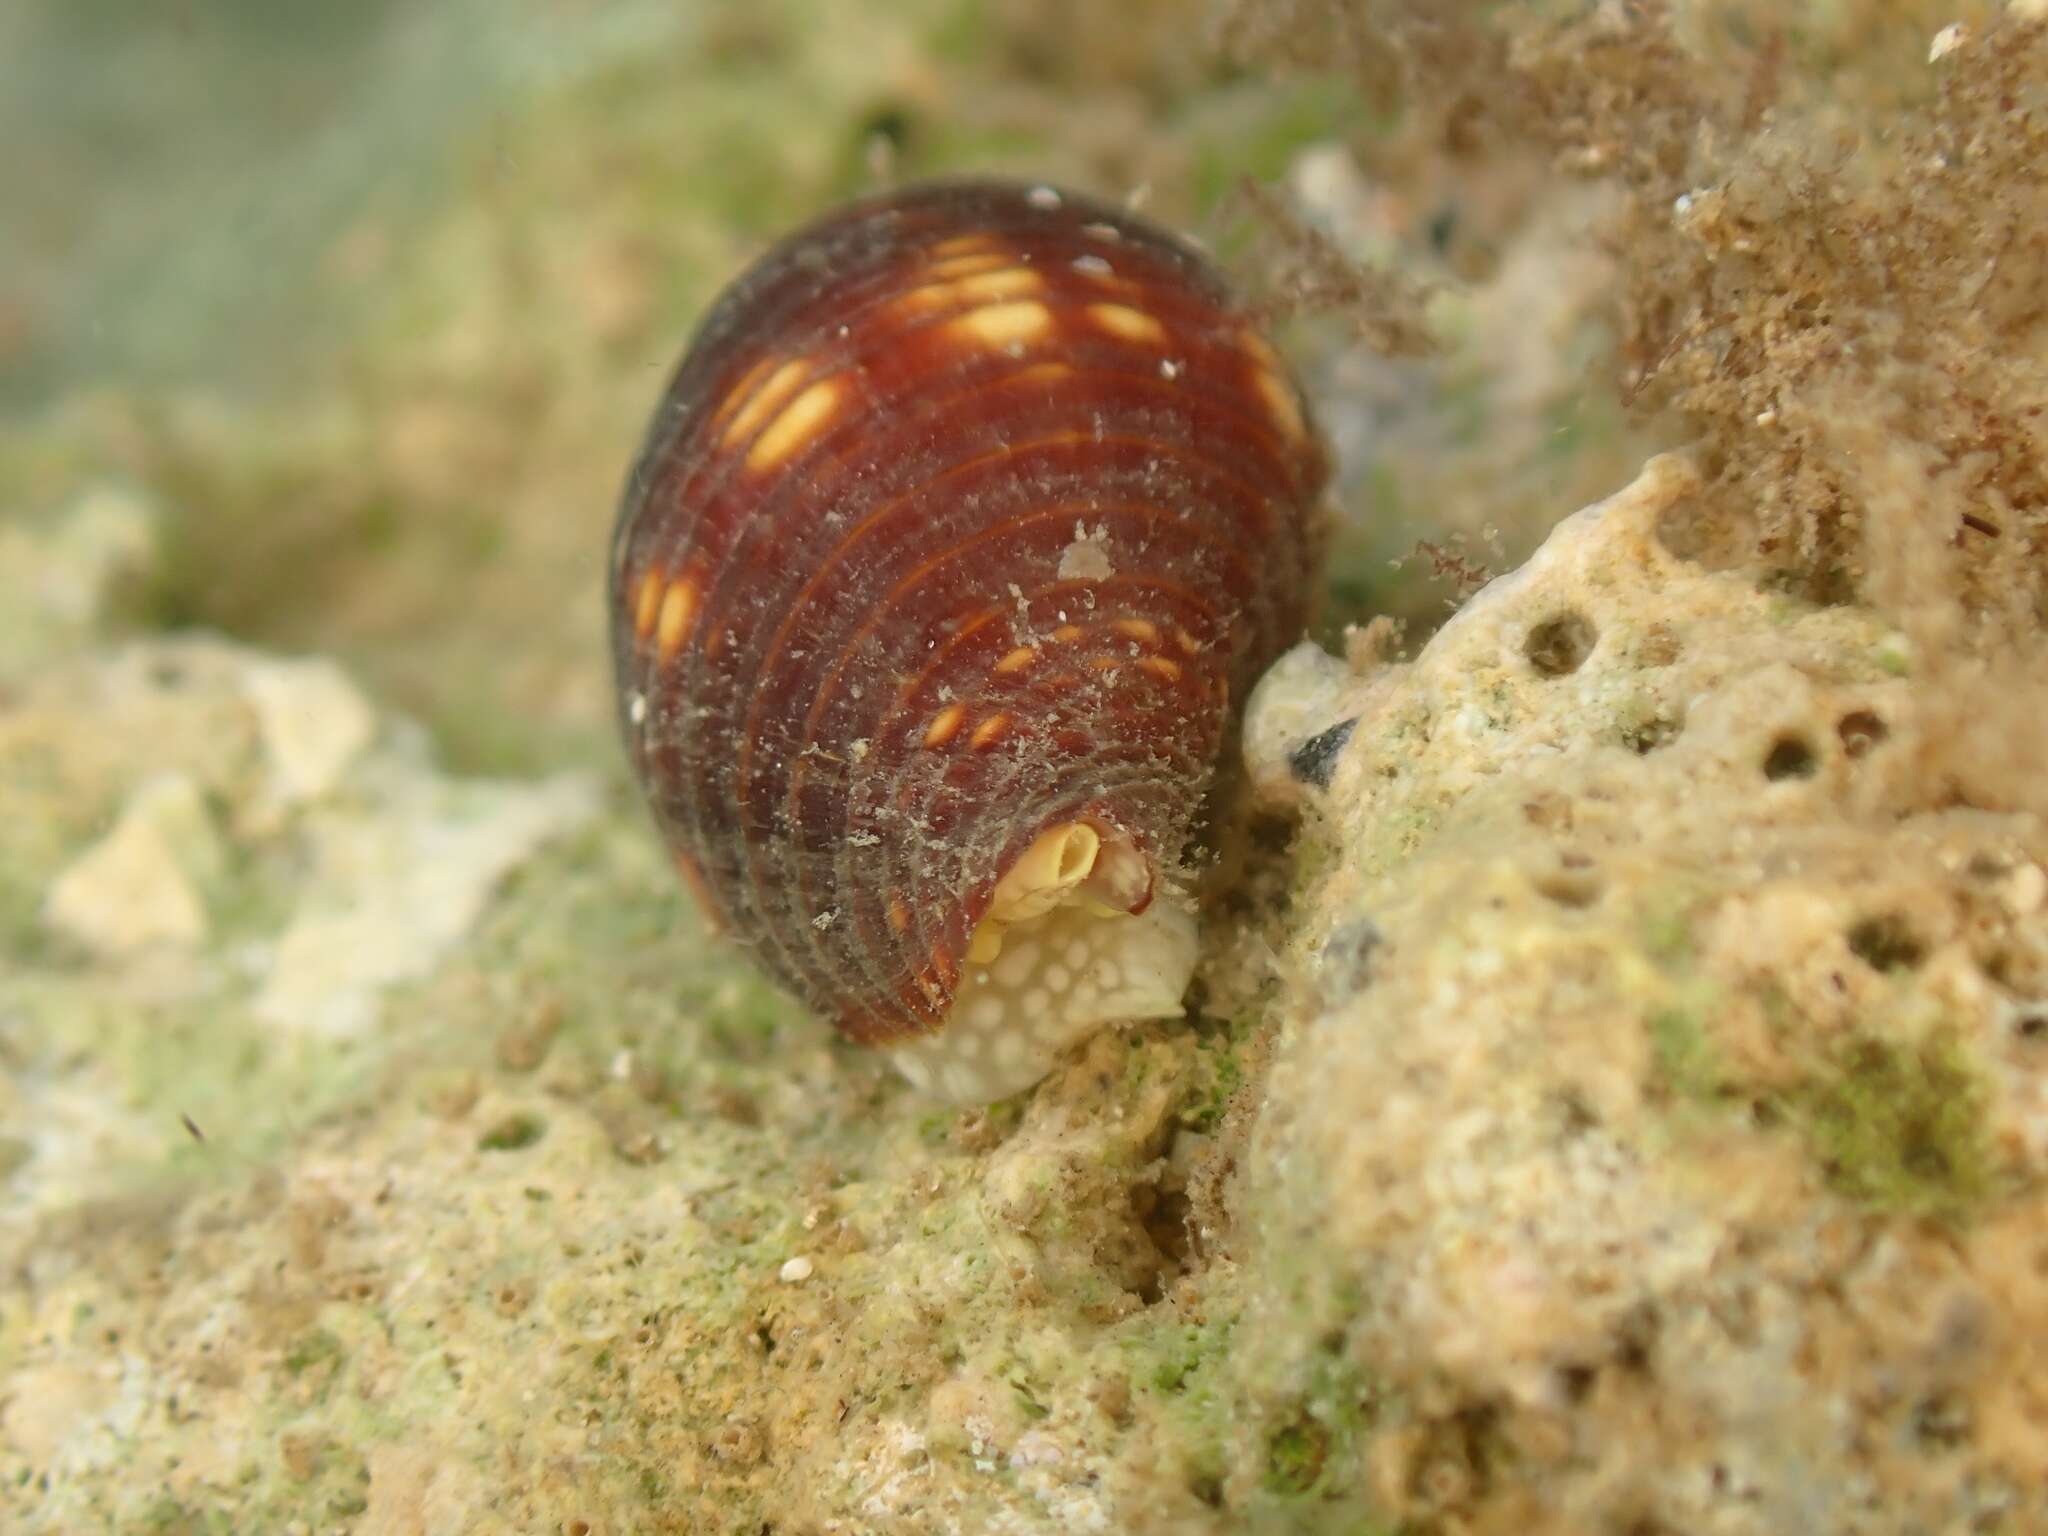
[
  {"xmin": 1646, "ymin": 1005, "xmax": 1725, "ymax": 1102},
  {"xmin": 1779, "ymin": 1030, "xmax": 1998, "ymax": 1223},
  {"xmin": 475, "ymin": 1112, "xmax": 547, "ymax": 1152},
  {"xmin": 1181, "ymin": 1018, "xmax": 1254, "ymax": 1133}
]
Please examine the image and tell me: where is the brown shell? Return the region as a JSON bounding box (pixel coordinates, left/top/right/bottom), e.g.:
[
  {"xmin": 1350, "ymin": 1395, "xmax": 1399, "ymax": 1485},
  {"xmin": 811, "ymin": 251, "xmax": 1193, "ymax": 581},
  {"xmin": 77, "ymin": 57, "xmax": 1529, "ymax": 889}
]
[{"xmin": 609, "ymin": 179, "xmax": 1326, "ymax": 1046}]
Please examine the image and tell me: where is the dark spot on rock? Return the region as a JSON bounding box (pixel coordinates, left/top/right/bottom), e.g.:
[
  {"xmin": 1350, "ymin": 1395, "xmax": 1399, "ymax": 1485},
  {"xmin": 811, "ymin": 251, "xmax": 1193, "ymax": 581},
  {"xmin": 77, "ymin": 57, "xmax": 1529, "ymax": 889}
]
[
  {"xmin": 1763, "ymin": 734, "xmax": 1818, "ymax": 780},
  {"xmin": 1552, "ymin": 1089, "xmax": 1600, "ymax": 1137},
  {"xmin": 861, "ymin": 103, "xmax": 915, "ymax": 148},
  {"xmin": 1534, "ymin": 862, "xmax": 1602, "ymax": 908},
  {"xmin": 1525, "ymin": 612, "xmax": 1597, "ymax": 677},
  {"xmin": 477, "ymin": 1113, "xmax": 546, "ymax": 1152},
  {"xmin": 1847, "ymin": 914, "xmax": 1925, "ymax": 973},
  {"xmin": 1621, "ymin": 714, "xmax": 1682, "ymax": 754},
  {"xmin": 1556, "ymin": 1362, "xmax": 1597, "ymax": 1403},
  {"xmin": 1910, "ymin": 1392, "xmax": 1971, "ymax": 1449},
  {"xmin": 1288, "ymin": 717, "xmax": 1358, "ymax": 789},
  {"xmin": 1426, "ymin": 204, "xmax": 1459, "ymax": 254},
  {"xmin": 1837, "ymin": 709, "xmax": 1889, "ymax": 758},
  {"xmin": 1614, "ymin": 1303, "xmax": 1660, "ymax": 1375},
  {"xmin": 1248, "ymin": 812, "xmax": 1295, "ymax": 853}
]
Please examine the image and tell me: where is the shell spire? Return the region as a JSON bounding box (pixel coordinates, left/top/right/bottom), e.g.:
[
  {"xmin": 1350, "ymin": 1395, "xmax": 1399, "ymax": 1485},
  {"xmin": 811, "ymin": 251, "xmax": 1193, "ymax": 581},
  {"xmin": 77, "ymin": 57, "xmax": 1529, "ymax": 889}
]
[{"xmin": 610, "ymin": 178, "xmax": 1326, "ymax": 1100}]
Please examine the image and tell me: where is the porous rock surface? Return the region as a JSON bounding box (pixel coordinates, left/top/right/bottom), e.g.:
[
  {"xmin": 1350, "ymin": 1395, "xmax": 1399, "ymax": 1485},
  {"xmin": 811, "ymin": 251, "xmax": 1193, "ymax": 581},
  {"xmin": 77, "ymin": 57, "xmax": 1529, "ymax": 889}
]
[
  {"xmin": 1239, "ymin": 454, "xmax": 2048, "ymax": 1533},
  {"xmin": 5, "ymin": 457, "xmax": 2045, "ymax": 1535}
]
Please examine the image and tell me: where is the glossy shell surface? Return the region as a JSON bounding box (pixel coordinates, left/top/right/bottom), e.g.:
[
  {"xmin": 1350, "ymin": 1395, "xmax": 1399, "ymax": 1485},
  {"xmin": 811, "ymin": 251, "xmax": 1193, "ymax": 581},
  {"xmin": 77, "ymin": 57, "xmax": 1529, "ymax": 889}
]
[{"xmin": 610, "ymin": 179, "xmax": 1326, "ymax": 1071}]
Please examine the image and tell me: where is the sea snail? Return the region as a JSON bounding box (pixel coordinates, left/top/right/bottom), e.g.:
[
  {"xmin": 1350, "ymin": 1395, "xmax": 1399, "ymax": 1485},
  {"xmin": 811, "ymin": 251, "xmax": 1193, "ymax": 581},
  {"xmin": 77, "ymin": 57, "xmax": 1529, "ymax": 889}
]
[{"xmin": 610, "ymin": 178, "xmax": 1326, "ymax": 1102}]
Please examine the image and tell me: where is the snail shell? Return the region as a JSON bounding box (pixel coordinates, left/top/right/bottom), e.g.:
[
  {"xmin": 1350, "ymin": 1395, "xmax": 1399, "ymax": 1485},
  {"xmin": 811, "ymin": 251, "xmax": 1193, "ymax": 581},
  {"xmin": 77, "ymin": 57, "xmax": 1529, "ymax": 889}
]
[{"xmin": 610, "ymin": 179, "xmax": 1326, "ymax": 1101}]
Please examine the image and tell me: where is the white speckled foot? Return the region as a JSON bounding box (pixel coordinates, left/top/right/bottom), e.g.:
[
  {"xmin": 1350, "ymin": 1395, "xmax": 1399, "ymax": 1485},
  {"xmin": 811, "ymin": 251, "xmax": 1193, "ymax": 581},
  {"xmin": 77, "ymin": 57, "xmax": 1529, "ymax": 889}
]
[{"xmin": 888, "ymin": 893, "xmax": 1199, "ymax": 1103}]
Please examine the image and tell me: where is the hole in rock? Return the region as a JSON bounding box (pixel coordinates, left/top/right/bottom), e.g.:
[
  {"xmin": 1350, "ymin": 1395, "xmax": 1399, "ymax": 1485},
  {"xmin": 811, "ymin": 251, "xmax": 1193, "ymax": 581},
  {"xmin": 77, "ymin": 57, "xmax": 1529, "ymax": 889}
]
[
  {"xmin": 1762, "ymin": 735, "xmax": 1818, "ymax": 781},
  {"xmin": 1837, "ymin": 710, "xmax": 1889, "ymax": 758},
  {"xmin": 1556, "ymin": 1363, "xmax": 1598, "ymax": 1403},
  {"xmin": 477, "ymin": 1113, "xmax": 546, "ymax": 1152},
  {"xmin": 1525, "ymin": 612, "xmax": 1597, "ymax": 677},
  {"xmin": 1533, "ymin": 865, "xmax": 1603, "ymax": 909},
  {"xmin": 1847, "ymin": 914, "xmax": 1926, "ymax": 973}
]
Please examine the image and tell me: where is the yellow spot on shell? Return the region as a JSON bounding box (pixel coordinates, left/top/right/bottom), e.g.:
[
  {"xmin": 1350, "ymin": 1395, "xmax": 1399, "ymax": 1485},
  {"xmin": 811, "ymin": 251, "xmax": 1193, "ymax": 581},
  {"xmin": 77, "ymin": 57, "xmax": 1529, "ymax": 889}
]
[
  {"xmin": 1253, "ymin": 365, "xmax": 1307, "ymax": 442},
  {"xmin": 1241, "ymin": 331, "xmax": 1306, "ymax": 441},
  {"xmin": 1113, "ymin": 618, "xmax": 1160, "ymax": 644},
  {"xmin": 932, "ymin": 234, "xmax": 997, "ymax": 258},
  {"xmin": 721, "ymin": 358, "xmax": 810, "ymax": 448},
  {"xmin": 657, "ymin": 576, "xmax": 700, "ymax": 662},
  {"xmin": 895, "ymin": 267, "xmax": 1044, "ymax": 318},
  {"xmin": 924, "ymin": 252, "xmax": 1012, "ymax": 280},
  {"xmin": 1011, "ymin": 362, "xmax": 1073, "ymax": 388},
  {"xmin": 1086, "ymin": 303, "xmax": 1167, "ymax": 345},
  {"xmin": 1138, "ymin": 655, "xmax": 1184, "ymax": 683},
  {"xmin": 1087, "ymin": 656, "xmax": 1121, "ymax": 672},
  {"xmin": 1052, "ymin": 624, "xmax": 1084, "ymax": 645},
  {"xmin": 956, "ymin": 268, "xmax": 1044, "ymax": 303},
  {"xmin": 748, "ymin": 378, "xmax": 844, "ymax": 471},
  {"xmin": 633, "ymin": 566, "xmax": 665, "ymax": 640},
  {"xmin": 1174, "ymin": 626, "xmax": 1201, "ymax": 655},
  {"xmin": 923, "ymin": 702, "xmax": 967, "ymax": 749},
  {"xmin": 994, "ymin": 646, "xmax": 1038, "ymax": 675},
  {"xmin": 888, "ymin": 896, "xmax": 912, "ymax": 935},
  {"xmin": 709, "ymin": 355, "xmax": 776, "ymax": 430},
  {"xmin": 950, "ymin": 301, "xmax": 1053, "ymax": 351},
  {"xmin": 969, "ymin": 712, "xmax": 1011, "ymax": 751}
]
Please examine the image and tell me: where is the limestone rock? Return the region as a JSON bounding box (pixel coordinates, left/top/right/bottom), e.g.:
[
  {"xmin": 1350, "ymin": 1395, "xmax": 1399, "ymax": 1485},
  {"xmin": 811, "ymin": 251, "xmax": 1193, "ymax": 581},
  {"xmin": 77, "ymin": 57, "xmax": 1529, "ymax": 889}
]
[
  {"xmin": 42, "ymin": 773, "xmax": 222, "ymax": 957},
  {"xmin": 237, "ymin": 653, "xmax": 379, "ymax": 825},
  {"xmin": 1238, "ymin": 455, "xmax": 2048, "ymax": 1534},
  {"xmin": 254, "ymin": 764, "xmax": 599, "ymax": 1038}
]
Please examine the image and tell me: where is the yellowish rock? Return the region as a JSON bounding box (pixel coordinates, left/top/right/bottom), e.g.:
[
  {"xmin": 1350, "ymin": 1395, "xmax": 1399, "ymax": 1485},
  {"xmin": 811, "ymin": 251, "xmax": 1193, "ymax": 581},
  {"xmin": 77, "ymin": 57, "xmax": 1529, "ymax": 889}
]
[
  {"xmin": 1239, "ymin": 456, "xmax": 2048, "ymax": 1532},
  {"xmin": 42, "ymin": 772, "xmax": 221, "ymax": 956}
]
